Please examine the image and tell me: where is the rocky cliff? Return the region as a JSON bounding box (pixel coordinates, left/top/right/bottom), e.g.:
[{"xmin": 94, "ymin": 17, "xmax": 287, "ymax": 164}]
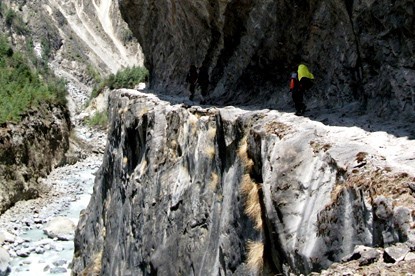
[
  {"xmin": 72, "ymin": 90, "xmax": 415, "ymax": 275},
  {"xmin": 2, "ymin": 0, "xmax": 143, "ymax": 90},
  {"xmin": 119, "ymin": 0, "xmax": 414, "ymax": 114},
  {"xmin": 0, "ymin": 0, "xmax": 144, "ymax": 214},
  {"xmin": 0, "ymin": 103, "xmax": 71, "ymax": 214}
]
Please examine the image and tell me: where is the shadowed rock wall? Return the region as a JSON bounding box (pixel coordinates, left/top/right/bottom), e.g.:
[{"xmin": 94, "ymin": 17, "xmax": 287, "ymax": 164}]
[
  {"xmin": 72, "ymin": 90, "xmax": 415, "ymax": 275},
  {"xmin": 119, "ymin": 0, "xmax": 414, "ymax": 114},
  {"xmin": 0, "ymin": 104, "xmax": 71, "ymax": 214}
]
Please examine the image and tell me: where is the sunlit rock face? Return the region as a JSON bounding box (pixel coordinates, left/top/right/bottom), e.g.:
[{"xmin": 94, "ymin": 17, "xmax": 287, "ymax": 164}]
[
  {"xmin": 119, "ymin": 0, "xmax": 414, "ymax": 113},
  {"xmin": 72, "ymin": 90, "xmax": 415, "ymax": 275}
]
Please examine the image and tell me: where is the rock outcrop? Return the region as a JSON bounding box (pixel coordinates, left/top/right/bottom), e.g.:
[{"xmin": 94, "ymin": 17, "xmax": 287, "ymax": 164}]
[
  {"xmin": 2, "ymin": 0, "xmax": 143, "ymax": 88},
  {"xmin": 72, "ymin": 90, "xmax": 415, "ymax": 275},
  {"xmin": 0, "ymin": 104, "xmax": 71, "ymax": 214},
  {"xmin": 119, "ymin": 0, "xmax": 414, "ymax": 114}
]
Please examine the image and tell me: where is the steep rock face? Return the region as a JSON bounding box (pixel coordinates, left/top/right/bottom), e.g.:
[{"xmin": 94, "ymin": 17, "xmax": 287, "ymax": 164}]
[
  {"xmin": 2, "ymin": 0, "xmax": 143, "ymax": 85},
  {"xmin": 73, "ymin": 90, "xmax": 415, "ymax": 275},
  {"xmin": 119, "ymin": 0, "xmax": 414, "ymax": 114},
  {"xmin": 0, "ymin": 104, "xmax": 71, "ymax": 214}
]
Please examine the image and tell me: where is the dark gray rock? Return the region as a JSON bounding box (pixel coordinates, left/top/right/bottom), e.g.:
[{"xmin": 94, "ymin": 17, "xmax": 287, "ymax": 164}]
[
  {"xmin": 34, "ymin": 247, "xmax": 45, "ymax": 255},
  {"xmin": 119, "ymin": 0, "xmax": 415, "ymax": 116},
  {"xmin": 52, "ymin": 260, "xmax": 67, "ymax": 267},
  {"xmin": 72, "ymin": 92, "xmax": 415, "ymax": 275},
  {"xmin": 407, "ymin": 182, "xmax": 415, "ymax": 192},
  {"xmin": 342, "ymin": 245, "xmax": 380, "ymax": 266},
  {"xmin": 384, "ymin": 243, "xmax": 410, "ymax": 263},
  {"xmin": 50, "ymin": 267, "xmax": 67, "ymax": 274},
  {"xmin": 16, "ymin": 248, "xmax": 31, "ymax": 258},
  {"xmin": 0, "ymin": 104, "xmax": 71, "ymax": 215},
  {"xmin": 405, "ymin": 240, "xmax": 415, "ymax": 251}
]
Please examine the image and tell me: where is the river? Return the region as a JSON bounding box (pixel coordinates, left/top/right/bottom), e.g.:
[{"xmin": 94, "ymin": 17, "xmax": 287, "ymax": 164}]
[{"xmin": 0, "ymin": 125, "xmax": 105, "ymax": 275}]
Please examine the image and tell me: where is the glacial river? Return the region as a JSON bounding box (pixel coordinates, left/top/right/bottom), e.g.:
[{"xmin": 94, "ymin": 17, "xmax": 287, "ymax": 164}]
[{"xmin": 0, "ymin": 126, "xmax": 105, "ymax": 275}]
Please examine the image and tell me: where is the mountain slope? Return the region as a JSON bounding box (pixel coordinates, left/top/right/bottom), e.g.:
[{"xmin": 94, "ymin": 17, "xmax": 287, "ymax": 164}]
[{"xmin": 0, "ymin": 0, "xmax": 143, "ymax": 213}]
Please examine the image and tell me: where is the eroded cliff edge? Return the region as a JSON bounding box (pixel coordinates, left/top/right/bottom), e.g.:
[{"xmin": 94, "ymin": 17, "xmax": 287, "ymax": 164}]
[
  {"xmin": 0, "ymin": 104, "xmax": 71, "ymax": 214},
  {"xmin": 73, "ymin": 90, "xmax": 415, "ymax": 275},
  {"xmin": 118, "ymin": 0, "xmax": 414, "ymax": 114}
]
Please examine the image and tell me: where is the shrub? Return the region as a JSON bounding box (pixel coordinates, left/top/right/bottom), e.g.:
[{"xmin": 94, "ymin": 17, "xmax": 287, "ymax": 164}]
[
  {"xmin": 87, "ymin": 64, "xmax": 102, "ymax": 84},
  {"xmin": 85, "ymin": 111, "xmax": 108, "ymax": 129},
  {"xmin": 90, "ymin": 66, "xmax": 149, "ymax": 99},
  {"xmin": 5, "ymin": 8, "xmax": 28, "ymax": 35},
  {"xmin": 0, "ymin": 2, "xmax": 4, "ymax": 16},
  {"xmin": 5, "ymin": 9, "xmax": 15, "ymax": 27},
  {"xmin": 0, "ymin": 35, "xmax": 67, "ymax": 124}
]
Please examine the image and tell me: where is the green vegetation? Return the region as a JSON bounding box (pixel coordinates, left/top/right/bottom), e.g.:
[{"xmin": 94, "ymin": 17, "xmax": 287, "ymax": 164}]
[
  {"xmin": 0, "ymin": 35, "xmax": 67, "ymax": 124},
  {"xmin": 0, "ymin": 2, "xmax": 4, "ymax": 16},
  {"xmin": 85, "ymin": 111, "xmax": 108, "ymax": 129},
  {"xmin": 90, "ymin": 66, "xmax": 148, "ymax": 99},
  {"xmin": 4, "ymin": 8, "xmax": 28, "ymax": 35},
  {"xmin": 87, "ymin": 64, "xmax": 102, "ymax": 84},
  {"xmin": 120, "ymin": 28, "xmax": 134, "ymax": 44}
]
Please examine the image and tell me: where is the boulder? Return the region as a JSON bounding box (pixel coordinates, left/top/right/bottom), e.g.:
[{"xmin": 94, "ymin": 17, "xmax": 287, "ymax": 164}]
[
  {"xmin": 16, "ymin": 248, "xmax": 31, "ymax": 258},
  {"xmin": 50, "ymin": 267, "xmax": 67, "ymax": 274},
  {"xmin": 343, "ymin": 245, "xmax": 380, "ymax": 266},
  {"xmin": 43, "ymin": 217, "xmax": 76, "ymax": 241},
  {"xmin": 404, "ymin": 252, "xmax": 415, "ymax": 261},
  {"xmin": 0, "ymin": 247, "xmax": 10, "ymax": 276},
  {"xmin": 384, "ymin": 243, "xmax": 410, "ymax": 263},
  {"xmin": 0, "ymin": 230, "xmax": 16, "ymax": 244}
]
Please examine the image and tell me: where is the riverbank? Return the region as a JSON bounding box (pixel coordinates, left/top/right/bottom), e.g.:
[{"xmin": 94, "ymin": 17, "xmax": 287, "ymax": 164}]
[{"xmin": 0, "ymin": 125, "xmax": 105, "ymax": 275}]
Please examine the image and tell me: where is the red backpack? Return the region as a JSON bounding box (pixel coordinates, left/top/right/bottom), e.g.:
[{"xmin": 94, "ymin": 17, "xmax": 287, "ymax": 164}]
[{"xmin": 289, "ymin": 72, "xmax": 298, "ymax": 91}]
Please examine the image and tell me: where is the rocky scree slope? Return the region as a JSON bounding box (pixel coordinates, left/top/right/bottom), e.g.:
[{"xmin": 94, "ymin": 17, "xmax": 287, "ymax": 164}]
[
  {"xmin": 2, "ymin": 0, "xmax": 143, "ymax": 88},
  {"xmin": 73, "ymin": 90, "xmax": 415, "ymax": 275},
  {"xmin": 119, "ymin": 0, "xmax": 414, "ymax": 115}
]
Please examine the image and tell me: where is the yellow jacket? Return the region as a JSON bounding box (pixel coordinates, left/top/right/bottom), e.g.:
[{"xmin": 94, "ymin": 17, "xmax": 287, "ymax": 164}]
[{"xmin": 298, "ymin": 64, "xmax": 314, "ymax": 81}]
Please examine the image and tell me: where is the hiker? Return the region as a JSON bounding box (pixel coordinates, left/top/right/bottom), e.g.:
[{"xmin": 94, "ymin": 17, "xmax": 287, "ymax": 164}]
[
  {"xmin": 198, "ymin": 65, "xmax": 209, "ymax": 104},
  {"xmin": 186, "ymin": 64, "xmax": 198, "ymax": 101},
  {"xmin": 290, "ymin": 64, "xmax": 314, "ymax": 115}
]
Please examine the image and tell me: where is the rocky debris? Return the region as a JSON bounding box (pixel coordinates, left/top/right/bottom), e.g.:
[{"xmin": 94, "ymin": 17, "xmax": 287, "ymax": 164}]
[
  {"xmin": 0, "ymin": 151, "xmax": 102, "ymax": 274},
  {"xmin": 43, "ymin": 217, "xmax": 76, "ymax": 241},
  {"xmin": 0, "ymin": 231, "xmax": 15, "ymax": 244},
  {"xmin": 405, "ymin": 252, "xmax": 415, "ymax": 261},
  {"xmin": 384, "ymin": 243, "xmax": 410, "ymax": 263},
  {"xmin": 0, "ymin": 247, "xmax": 10, "ymax": 276},
  {"xmin": 50, "ymin": 266, "xmax": 67, "ymax": 274},
  {"xmin": 317, "ymin": 242, "xmax": 415, "ymax": 275},
  {"xmin": 119, "ymin": 0, "xmax": 414, "ymax": 116},
  {"xmin": 72, "ymin": 90, "xmax": 415, "ymax": 275},
  {"xmin": 343, "ymin": 245, "xmax": 380, "ymax": 266}
]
